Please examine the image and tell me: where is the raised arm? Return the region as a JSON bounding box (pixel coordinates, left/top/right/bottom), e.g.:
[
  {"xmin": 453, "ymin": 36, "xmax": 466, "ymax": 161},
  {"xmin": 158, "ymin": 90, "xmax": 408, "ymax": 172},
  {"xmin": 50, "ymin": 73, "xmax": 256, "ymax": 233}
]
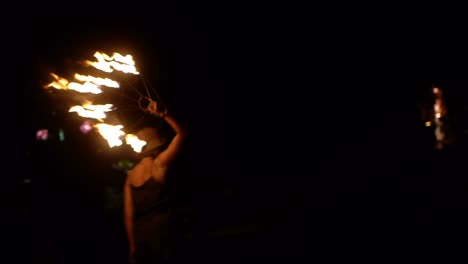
[
  {"xmin": 145, "ymin": 100, "xmax": 187, "ymax": 167},
  {"xmin": 154, "ymin": 113, "xmax": 187, "ymax": 167}
]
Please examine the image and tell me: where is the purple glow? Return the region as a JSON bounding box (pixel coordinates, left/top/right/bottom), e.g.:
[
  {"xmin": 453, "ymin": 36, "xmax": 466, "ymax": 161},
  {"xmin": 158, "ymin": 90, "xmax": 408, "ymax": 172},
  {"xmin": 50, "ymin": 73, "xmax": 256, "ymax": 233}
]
[
  {"xmin": 80, "ymin": 120, "xmax": 93, "ymax": 134},
  {"xmin": 36, "ymin": 129, "xmax": 48, "ymax": 140}
]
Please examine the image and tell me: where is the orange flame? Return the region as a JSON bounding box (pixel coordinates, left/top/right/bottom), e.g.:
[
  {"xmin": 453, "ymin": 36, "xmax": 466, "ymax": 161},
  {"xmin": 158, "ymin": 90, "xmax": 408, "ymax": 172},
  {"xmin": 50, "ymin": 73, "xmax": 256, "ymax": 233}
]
[
  {"xmin": 85, "ymin": 52, "xmax": 139, "ymax": 75},
  {"xmin": 69, "ymin": 101, "xmax": 114, "ymax": 121},
  {"xmin": 74, "ymin": 73, "xmax": 119, "ymax": 88},
  {"xmin": 93, "ymin": 123, "xmax": 126, "ymax": 148},
  {"xmin": 46, "ymin": 51, "xmax": 144, "ymax": 152},
  {"xmin": 44, "ymin": 73, "xmax": 103, "ymax": 94},
  {"xmin": 125, "ymin": 134, "xmax": 146, "ymax": 153}
]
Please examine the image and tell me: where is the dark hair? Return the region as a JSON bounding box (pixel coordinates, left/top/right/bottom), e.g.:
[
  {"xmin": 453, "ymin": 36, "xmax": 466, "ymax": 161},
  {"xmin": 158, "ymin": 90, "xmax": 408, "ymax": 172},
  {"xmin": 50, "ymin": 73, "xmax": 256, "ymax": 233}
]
[
  {"xmin": 124, "ymin": 113, "xmax": 160, "ymax": 132},
  {"xmin": 125, "ymin": 113, "xmax": 174, "ymax": 140}
]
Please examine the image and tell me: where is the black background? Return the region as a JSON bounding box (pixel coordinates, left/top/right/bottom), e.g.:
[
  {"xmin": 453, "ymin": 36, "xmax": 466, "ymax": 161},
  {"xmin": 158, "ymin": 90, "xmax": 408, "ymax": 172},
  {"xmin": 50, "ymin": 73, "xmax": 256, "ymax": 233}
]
[{"xmin": 10, "ymin": 1, "xmax": 468, "ymax": 262}]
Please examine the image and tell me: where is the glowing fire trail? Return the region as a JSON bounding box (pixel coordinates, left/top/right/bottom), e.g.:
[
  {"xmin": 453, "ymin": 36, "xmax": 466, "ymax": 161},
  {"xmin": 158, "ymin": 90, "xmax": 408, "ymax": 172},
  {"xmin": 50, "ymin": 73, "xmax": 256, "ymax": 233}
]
[
  {"xmin": 44, "ymin": 51, "xmax": 146, "ymax": 152},
  {"xmin": 68, "ymin": 101, "xmax": 114, "ymax": 121},
  {"xmin": 44, "ymin": 73, "xmax": 103, "ymax": 94},
  {"xmin": 85, "ymin": 52, "xmax": 140, "ymax": 75}
]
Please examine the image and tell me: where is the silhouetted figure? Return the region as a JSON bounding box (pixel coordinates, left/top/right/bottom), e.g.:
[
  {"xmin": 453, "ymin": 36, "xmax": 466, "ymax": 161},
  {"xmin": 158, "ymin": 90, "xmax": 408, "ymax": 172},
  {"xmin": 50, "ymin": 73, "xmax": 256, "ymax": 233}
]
[{"xmin": 123, "ymin": 100, "xmax": 187, "ymax": 264}]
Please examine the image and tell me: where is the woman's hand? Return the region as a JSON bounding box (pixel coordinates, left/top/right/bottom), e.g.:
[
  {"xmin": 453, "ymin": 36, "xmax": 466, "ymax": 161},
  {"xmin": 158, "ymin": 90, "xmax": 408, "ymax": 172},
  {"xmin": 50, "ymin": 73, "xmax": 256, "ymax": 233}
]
[{"xmin": 146, "ymin": 99, "xmax": 166, "ymax": 118}]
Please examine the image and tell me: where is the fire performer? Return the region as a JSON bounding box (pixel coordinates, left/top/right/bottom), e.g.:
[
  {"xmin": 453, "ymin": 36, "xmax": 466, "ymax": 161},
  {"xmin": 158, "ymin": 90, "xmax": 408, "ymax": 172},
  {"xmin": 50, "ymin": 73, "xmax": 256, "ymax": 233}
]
[{"xmin": 123, "ymin": 98, "xmax": 187, "ymax": 264}]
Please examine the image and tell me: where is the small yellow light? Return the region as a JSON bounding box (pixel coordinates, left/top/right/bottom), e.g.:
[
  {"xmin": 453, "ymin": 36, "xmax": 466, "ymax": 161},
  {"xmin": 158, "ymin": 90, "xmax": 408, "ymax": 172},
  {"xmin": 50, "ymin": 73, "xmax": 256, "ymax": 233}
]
[{"xmin": 425, "ymin": 121, "xmax": 431, "ymax": 127}]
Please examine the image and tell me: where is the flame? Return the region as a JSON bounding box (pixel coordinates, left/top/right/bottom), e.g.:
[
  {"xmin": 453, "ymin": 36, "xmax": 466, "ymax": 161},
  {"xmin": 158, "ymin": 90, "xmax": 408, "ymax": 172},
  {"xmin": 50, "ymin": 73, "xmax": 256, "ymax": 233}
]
[
  {"xmin": 110, "ymin": 53, "xmax": 136, "ymax": 65},
  {"xmin": 85, "ymin": 52, "xmax": 139, "ymax": 75},
  {"xmin": 74, "ymin": 74, "xmax": 119, "ymax": 88},
  {"xmin": 69, "ymin": 101, "xmax": 114, "ymax": 121},
  {"xmin": 94, "ymin": 123, "xmax": 126, "ymax": 148},
  {"xmin": 125, "ymin": 134, "xmax": 147, "ymax": 153},
  {"xmin": 45, "ymin": 51, "xmax": 145, "ymax": 152},
  {"xmin": 44, "ymin": 73, "xmax": 103, "ymax": 94}
]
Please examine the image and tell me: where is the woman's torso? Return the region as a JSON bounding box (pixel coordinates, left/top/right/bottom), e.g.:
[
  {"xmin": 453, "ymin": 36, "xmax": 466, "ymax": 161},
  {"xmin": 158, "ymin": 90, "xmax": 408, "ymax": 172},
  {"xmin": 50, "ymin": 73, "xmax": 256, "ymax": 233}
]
[
  {"xmin": 129, "ymin": 157, "xmax": 171, "ymax": 220},
  {"xmin": 131, "ymin": 177, "xmax": 170, "ymax": 220}
]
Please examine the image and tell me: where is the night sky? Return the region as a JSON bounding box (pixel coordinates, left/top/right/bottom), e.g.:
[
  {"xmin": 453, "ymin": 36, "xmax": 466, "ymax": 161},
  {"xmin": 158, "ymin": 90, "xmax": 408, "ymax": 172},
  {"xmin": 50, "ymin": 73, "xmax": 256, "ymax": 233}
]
[{"xmin": 12, "ymin": 1, "xmax": 468, "ymax": 262}]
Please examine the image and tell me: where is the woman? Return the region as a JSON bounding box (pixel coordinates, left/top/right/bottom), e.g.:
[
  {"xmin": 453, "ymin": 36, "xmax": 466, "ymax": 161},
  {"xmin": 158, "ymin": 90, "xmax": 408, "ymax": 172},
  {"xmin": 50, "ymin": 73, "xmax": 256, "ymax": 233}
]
[{"xmin": 124, "ymin": 100, "xmax": 187, "ymax": 264}]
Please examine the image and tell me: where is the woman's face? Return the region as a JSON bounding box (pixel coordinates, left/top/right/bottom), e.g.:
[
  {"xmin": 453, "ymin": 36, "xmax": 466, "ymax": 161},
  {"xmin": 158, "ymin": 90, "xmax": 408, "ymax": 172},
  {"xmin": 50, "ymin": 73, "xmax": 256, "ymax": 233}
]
[{"xmin": 136, "ymin": 127, "xmax": 158, "ymax": 142}]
